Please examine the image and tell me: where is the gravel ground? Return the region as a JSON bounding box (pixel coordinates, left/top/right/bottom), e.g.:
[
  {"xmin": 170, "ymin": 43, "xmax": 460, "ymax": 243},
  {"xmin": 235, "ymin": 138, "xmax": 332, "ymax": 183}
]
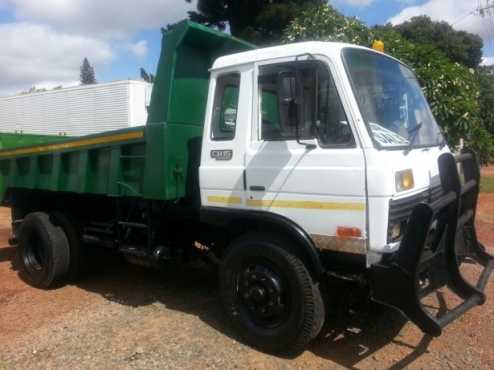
[{"xmin": 0, "ymin": 174, "xmax": 493, "ymax": 369}]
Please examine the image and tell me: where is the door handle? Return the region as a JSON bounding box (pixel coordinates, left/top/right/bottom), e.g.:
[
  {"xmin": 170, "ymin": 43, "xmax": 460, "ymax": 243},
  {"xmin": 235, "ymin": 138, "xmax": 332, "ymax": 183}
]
[{"xmin": 249, "ymin": 185, "xmax": 265, "ymax": 191}]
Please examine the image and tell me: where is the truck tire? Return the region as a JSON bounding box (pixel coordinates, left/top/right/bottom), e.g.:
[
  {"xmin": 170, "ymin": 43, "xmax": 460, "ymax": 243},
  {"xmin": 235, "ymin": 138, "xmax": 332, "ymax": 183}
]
[
  {"xmin": 219, "ymin": 233, "xmax": 325, "ymax": 355},
  {"xmin": 17, "ymin": 212, "xmax": 70, "ymax": 289},
  {"xmin": 50, "ymin": 211, "xmax": 84, "ymax": 282}
]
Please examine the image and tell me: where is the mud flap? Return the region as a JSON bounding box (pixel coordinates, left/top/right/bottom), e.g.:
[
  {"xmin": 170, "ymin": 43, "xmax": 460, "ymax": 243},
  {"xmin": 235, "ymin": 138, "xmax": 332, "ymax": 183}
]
[{"xmin": 369, "ymin": 149, "xmax": 494, "ymax": 337}]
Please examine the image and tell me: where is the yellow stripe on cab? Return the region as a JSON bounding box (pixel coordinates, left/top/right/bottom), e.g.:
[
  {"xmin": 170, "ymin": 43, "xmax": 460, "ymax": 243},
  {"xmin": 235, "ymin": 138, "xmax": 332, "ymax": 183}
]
[{"xmin": 246, "ymin": 199, "xmax": 365, "ymax": 211}]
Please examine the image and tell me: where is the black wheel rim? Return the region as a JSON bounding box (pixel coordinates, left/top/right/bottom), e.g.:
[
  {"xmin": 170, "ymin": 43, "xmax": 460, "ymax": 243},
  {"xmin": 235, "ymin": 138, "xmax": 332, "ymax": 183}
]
[
  {"xmin": 23, "ymin": 231, "xmax": 46, "ymax": 272},
  {"xmin": 235, "ymin": 258, "xmax": 290, "ymax": 329}
]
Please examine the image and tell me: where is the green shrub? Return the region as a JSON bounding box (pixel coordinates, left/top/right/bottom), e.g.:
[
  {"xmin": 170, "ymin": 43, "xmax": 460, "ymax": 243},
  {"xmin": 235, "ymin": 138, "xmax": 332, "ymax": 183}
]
[{"xmin": 480, "ymin": 175, "xmax": 494, "ymax": 193}]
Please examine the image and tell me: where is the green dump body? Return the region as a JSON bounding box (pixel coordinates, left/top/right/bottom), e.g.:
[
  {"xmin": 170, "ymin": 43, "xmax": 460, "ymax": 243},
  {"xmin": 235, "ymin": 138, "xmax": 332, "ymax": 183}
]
[{"xmin": 0, "ymin": 21, "xmax": 254, "ymax": 202}]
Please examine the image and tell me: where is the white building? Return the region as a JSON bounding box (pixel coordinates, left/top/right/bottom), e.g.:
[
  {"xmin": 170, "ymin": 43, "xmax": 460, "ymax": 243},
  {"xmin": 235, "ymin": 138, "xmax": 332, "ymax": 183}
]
[{"xmin": 0, "ymin": 80, "xmax": 153, "ymax": 137}]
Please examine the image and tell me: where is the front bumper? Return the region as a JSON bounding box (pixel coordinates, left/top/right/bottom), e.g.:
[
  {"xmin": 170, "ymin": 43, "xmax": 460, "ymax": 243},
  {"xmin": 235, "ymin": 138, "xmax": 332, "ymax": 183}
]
[{"xmin": 369, "ymin": 149, "xmax": 494, "ymax": 337}]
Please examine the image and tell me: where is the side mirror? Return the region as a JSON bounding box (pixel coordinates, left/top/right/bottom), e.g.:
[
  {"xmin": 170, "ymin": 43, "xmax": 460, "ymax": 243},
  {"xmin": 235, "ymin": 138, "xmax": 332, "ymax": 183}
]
[
  {"xmin": 277, "ymin": 71, "xmax": 300, "ymax": 128},
  {"xmin": 277, "ymin": 70, "xmax": 316, "ymax": 150}
]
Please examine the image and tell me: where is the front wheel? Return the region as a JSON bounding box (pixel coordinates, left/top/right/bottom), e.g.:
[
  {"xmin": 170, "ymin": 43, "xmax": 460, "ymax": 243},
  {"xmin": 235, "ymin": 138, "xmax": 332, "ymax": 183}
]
[{"xmin": 219, "ymin": 233, "xmax": 325, "ymax": 355}]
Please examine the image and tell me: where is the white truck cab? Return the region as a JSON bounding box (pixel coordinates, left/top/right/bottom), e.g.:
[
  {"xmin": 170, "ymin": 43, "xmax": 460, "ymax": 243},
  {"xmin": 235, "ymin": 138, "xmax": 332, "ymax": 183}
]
[{"xmin": 201, "ymin": 42, "xmax": 447, "ymax": 263}]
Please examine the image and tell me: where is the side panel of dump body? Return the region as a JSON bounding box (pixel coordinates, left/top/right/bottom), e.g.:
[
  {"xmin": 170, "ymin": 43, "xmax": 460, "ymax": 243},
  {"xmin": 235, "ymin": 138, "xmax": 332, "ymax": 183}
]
[
  {"xmin": 0, "ymin": 21, "xmax": 254, "ymax": 203},
  {"xmin": 0, "ymin": 132, "xmax": 72, "ymax": 200},
  {"xmin": 0, "ymin": 127, "xmax": 145, "ymax": 201}
]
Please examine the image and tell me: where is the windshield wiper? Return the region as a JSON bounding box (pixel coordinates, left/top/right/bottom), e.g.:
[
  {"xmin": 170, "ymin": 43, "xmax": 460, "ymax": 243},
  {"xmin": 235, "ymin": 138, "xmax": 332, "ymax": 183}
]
[{"xmin": 404, "ymin": 122, "xmax": 423, "ymax": 155}]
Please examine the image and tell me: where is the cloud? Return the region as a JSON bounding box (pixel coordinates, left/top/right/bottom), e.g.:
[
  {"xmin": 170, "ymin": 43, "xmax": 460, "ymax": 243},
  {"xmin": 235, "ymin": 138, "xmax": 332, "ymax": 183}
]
[
  {"xmin": 6, "ymin": 0, "xmax": 197, "ymax": 39},
  {"xmin": 0, "ymin": 22, "xmax": 113, "ymax": 96},
  {"xmin": 127, "ymin": 40, "xmax": 148, "ymax": 58},
  {"xmin": 333, "ymin": 0, "xmax": 375, "ymax": 6},
  {"xmin": 388, "ymin": 0, "xmax": 492, "ymax": 42},
  {"xmin": 0, "ymin": 0, "xmax": 196, "ymax": 95},
  {"xmin": 34, "ymin": 80, "xmax": 80, "ymax": 91},
  {"xmin": 482, "ymin": 56, "xmax": 494, "ymax": 66}
]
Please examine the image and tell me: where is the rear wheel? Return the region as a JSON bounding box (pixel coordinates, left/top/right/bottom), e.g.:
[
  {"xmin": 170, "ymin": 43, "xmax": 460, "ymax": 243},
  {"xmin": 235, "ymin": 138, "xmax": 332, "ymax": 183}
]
[
  {"xmin": 50, "ymin": 211, "xmax": 84, "ymax": 282},
  {"xmin": 18, "ymin": 212, "xmax": 70, "ymax": 289},
  {"xmin": 219, "ymin": 233, "xmax": 325, "ymax": 355}
]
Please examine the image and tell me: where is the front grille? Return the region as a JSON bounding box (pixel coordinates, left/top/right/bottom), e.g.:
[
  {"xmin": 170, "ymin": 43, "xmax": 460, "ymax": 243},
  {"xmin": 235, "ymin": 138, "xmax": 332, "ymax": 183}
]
[{"xmin": 387, "ymin": 184, "xmax": 443, "ymax": 242}]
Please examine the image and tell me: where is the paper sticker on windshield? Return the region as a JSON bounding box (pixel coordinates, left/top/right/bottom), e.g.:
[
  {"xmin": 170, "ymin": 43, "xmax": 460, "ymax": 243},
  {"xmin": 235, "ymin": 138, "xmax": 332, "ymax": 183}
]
[{"xmin": 369, "ymin": 123, "xmax": 409, "ymax": 146}]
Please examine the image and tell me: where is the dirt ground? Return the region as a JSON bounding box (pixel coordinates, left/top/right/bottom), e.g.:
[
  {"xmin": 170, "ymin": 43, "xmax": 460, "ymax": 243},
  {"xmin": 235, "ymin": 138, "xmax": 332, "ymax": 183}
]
[
  {"xmin": 0, "ymin": 172, "xmax": 493, "ymax": 369},
  {"xmin": 482, "ymin": 166, "xmax": 494, "ymax": 177}
]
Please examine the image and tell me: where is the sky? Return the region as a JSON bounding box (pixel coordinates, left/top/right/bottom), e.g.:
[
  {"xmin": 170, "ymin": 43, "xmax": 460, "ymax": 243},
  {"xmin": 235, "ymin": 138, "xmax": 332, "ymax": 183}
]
[{"xmin": 0, "ymin": 0, "xmax": 493, "ymax": 96}]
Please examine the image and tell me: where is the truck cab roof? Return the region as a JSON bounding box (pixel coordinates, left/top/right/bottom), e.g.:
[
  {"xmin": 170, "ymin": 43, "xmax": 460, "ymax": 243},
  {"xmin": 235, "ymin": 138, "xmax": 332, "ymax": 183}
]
[{"xmin": 211, "ymin": 41, "xmax": 404, "ymax": 71}]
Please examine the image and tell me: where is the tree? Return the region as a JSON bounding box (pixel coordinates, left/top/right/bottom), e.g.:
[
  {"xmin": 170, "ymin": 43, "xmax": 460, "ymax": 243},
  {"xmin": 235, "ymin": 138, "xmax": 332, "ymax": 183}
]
[
  {"xmin": 394, "ymin": 16, "xmax": 483, "ymax": 69},
  {"xmin": 80, "ymin": 58, "xmax": 96, "ymax": 85},
  {"xmin": 478, "ymin": 66, "xmax": 494, "ymax": 135},
  {"xmin": 185, "ymin": 0, "xmax": 325, "ymax": 44},
  {"xmin": 140, "ymin": 68, "xmax": 155, "ymax": 83},
  {"xmin": 283, "ymin": 4, "xmax": 372, "ymax": 45},
  {"xmin": 21, "ymin": 86, "xmax": 47, "ymax": 95}
]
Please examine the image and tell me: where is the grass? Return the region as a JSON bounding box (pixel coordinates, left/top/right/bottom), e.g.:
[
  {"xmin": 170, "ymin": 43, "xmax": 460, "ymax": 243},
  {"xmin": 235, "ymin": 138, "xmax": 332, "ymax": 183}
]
[{"xmin": 480, "ymin": 175, "xmax": 494, "ymax": 193}]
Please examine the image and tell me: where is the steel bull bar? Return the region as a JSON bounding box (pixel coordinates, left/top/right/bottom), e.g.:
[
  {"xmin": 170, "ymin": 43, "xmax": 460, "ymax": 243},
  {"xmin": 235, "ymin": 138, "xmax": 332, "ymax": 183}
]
[{"xmin": 370, "ymin": 149, "xmax": 494, "ymax": 337}]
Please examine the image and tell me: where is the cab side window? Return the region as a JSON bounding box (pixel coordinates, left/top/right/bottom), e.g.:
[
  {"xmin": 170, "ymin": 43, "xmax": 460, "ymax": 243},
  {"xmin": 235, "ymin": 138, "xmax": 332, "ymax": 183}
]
[
  {"xmin": 211, "ymin": 73, "xmax": 240, "ymax": 141},
  {"xmin": 259, "ymin": 61, "xmax": 354, "ymax": 147}
]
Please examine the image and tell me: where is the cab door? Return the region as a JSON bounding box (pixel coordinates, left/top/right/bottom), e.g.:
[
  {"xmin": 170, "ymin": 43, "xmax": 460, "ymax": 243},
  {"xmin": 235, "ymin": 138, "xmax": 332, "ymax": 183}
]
[
  {"xmin": 244, "ymin": 57, "xmax": 367, "ymax": 249},
  {"xmin": 200, "ymin": 66, "xmax": 252, "ymax": 208}
]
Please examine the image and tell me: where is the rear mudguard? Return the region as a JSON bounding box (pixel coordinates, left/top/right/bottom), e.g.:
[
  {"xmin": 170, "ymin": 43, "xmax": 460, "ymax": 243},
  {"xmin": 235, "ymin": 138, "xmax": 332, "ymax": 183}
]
[{"xmin": 369, "ymin": 149, "xmax": 494, "ymax": 337}]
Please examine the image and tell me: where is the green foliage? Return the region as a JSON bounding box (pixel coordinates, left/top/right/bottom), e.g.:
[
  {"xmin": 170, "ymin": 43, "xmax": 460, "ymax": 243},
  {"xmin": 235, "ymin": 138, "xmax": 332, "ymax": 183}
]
[
  {"xmin": 186, "ymin": 0, "xmax": 324, "ymax": 44},
  {"xmin": 283, "ymin": 4, "xmax": 372, "ymax": 45},
  {"xmin": 0, "ymin": 359, "xmax": 8, "ymax": 370},
  {"xmin": 480, "ymin": 175, "xmax": 494, "ymax": 193},
  {"xmin": 478, "ymin": 66, "xmax": 494, "ymax": 135},
  {"xmin": 80, "ymin": 58, "xmax": 96, "ymax": 85},
  {"xmin": 475, "ymin": 66, "xmax": 494, "ymax": 163},
  {"xmin": 468, "ymin": 124, "xmax": 494, "ymax": 164},
  {"xmin": 283, "ymin": 5, "xmax": 494, "ymax": 162},
  {"xmin": 394, "ymin": 16, "xmax": 483, "ymax": 69}
]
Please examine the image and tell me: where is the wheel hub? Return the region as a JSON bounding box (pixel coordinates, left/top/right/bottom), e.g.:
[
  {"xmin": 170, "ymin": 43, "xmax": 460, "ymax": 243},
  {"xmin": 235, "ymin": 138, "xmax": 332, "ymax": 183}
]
[{"xmin": 238, "ymin": 264, "xmax": 287, "ymax": 327}]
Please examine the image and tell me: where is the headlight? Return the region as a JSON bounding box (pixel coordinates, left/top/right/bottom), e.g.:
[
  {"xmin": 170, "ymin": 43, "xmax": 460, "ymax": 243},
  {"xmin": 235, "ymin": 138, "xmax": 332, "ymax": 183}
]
[
  {"xmin": 390, "ymin": 223, "xmax": 402, "ymax": 240},
  {"xmin": 395, "ymin": 169, "xmax": 414, "ymax": 192}
]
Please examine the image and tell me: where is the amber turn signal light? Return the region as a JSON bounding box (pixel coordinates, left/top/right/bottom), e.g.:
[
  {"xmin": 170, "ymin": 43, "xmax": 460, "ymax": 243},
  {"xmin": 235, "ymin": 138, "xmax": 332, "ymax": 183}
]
[{"xmin": 337, "ymin": 226, "xmax": 362, "ymax": 239}]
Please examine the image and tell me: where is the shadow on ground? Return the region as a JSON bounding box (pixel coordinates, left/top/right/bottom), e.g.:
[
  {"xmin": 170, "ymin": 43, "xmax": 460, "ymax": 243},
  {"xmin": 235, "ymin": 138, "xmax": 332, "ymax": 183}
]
[
  {"xmin": 0, "ymin": 246, "xmax": 15, "ymax": 263},
  {"xmin": 9, "ymin": 247, "xmax": 434, "ymax": 369}
]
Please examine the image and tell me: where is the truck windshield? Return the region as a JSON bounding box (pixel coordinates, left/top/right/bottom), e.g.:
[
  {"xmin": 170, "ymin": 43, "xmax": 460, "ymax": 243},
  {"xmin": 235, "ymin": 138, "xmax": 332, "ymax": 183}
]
[{"xmin": 343, "ymin": 48, "xmax": 443, "ymax": 149}]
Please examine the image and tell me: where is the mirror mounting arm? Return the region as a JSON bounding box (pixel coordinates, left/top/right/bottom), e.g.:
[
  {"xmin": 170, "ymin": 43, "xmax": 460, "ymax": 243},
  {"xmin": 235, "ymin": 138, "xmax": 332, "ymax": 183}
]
[
  {"xmin": 295, "ymin": 118, "xmax": 316, "ymax": 150},
  {"xmin": 297, "ymin": 137, "xmax": 316, "ymax": 150}
]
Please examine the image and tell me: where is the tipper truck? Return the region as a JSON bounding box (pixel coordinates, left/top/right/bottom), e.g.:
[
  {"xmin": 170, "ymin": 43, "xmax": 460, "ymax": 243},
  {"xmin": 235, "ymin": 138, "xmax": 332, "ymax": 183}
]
[{"xmin": 1, "ymin": 20, "xmax": 492, "ymax": 355}]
